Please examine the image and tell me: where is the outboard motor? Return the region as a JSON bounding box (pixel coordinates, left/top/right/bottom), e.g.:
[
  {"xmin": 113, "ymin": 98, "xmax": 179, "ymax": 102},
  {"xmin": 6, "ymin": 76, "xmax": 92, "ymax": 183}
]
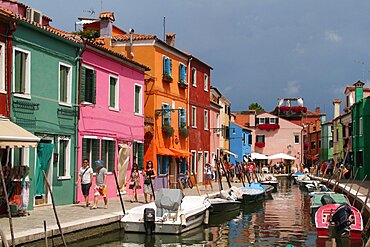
[
  {"xmin": 330, "ymin": 204, "xmax": 353, "ymax": 237},
  {"xmin": 143, "ymin": 208, "xmax": 156, "ymax": 235},
  {"xmin": 321, "ymin": 194, "xmax": 336, "ymax": 205}
]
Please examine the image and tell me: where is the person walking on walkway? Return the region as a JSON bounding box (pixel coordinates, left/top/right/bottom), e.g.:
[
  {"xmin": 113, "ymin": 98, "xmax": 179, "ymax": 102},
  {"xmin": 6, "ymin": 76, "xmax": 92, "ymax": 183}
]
[
  {"xmin": 92, "ymin": 160, "xmax": 108, "ymax": 209},
  {"xmin": 128, "ymin": 163, "xmax": 141, "ymax": 203},
  {"xmin": 204, "ymin": 163, "xmax": 214, "ymax": 192},
  {"xmin": 76, "ymin": 159, "xmax": 93, "ymax": 207},
  {"xmin": 143, "ymin": 161, "xmax": 156, "ymax": 203}
]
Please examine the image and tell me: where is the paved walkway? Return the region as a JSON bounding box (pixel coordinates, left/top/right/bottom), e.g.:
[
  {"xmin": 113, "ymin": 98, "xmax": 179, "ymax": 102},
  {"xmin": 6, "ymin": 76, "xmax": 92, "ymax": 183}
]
[{"xmin": 0, "ymin": 180, "xmax": 237, "ymax": 245}]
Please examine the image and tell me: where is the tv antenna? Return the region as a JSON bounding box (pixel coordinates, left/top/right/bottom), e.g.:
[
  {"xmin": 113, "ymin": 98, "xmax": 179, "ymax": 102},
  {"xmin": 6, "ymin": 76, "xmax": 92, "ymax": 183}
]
[{"xmin": 83, "ymin": 8, "xmax": 95, "ymax": 17}]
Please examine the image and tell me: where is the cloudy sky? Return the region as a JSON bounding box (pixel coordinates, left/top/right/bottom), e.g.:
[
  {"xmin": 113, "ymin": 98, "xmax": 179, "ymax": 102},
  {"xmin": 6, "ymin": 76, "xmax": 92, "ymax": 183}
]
[{"xmin": 22, "ymin": 0, "xmax": 370, "ymax": 118}]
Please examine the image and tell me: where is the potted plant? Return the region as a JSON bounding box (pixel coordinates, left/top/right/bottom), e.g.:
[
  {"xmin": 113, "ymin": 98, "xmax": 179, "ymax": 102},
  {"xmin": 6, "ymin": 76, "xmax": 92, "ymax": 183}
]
[
  {"xmin": 179, "ymin": 123, "xmax": 190, "ymax": 138},
  {"xmin": 162, "ymin": 122, "xmax": 174, "ymax": 137},
  {"xmin": 163, "ymin": 73, "xmax": 173, "ymax": 83},
  {"xmin": 255, "ymin": 142, "xmax": 265, "ymax": 148},
  {"xmin": 178, "ymin": 79, "xmax": 188, "ymax": 88}
]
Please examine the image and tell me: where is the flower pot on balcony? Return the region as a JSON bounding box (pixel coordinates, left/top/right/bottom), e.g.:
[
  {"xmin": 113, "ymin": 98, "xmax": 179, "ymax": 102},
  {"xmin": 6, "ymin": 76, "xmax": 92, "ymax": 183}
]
[
  {"xmin": 178, "ymin": 80, "xmax": 188, "ymax": 88},
  {"xmin": 163, "ymin": 73, "xmax": 173, "ymax": 83},
  {"xmin": 255, "ymin": 142, "xmax": 265, "ymax": 148},
  {"xmin": 179, "ymin": 127, "xmax": 190, "ymax": 138},
  {"xmin": 257, "ymin": 123, "xmax": 280, "ymax": 131},
  {"xmin": 162, "ymin": 124, "xmax": 174, "ymax": 137}
]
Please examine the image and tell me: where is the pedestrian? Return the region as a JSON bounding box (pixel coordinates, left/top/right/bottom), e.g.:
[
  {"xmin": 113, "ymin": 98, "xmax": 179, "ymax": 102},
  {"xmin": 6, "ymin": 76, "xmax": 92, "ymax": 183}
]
[
  {"xmin": 204, "ymin": 163, "xmax": 213, "ymax": 192},
  {"xmin": 128, "ymin": 163, "xmax": 141, "ymax": 203},
  {"xmin": 143, "ymin": 161, "xmax": 156, "ymax": 203},
  {"xmin": 76, "ymin": 158, "xmax": 93, "ymax": 207},
  {"xmin": 92, "ymin": 160, "xmax": 108, "ymax": 209}
]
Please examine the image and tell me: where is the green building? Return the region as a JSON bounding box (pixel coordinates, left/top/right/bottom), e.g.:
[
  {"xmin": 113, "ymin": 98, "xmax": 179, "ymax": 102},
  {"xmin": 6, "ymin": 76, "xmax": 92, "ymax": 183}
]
[
  {"xmin": 352, "ymin": 81, "xmax": 370, "ymax": 180},
  {"xmin": 10, "ymin": 12, "xmax": 81, "ymax": 208},
  {"xmin": 320, "ymin": 116, "xmax": 333, "ymax": 162}
]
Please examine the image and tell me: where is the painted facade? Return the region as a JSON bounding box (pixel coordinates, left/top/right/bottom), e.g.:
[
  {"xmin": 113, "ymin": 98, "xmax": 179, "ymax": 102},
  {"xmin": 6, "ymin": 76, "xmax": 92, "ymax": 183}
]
[
  {"xmin": 229, "ymin": 122, "xmax": 252, "ymax": 164},
  {"xmin": 210, "ymin": 87, "xmax": 222, "ymax": 168},
  {"xmin": 352, "ymin": 82, "xmax": 370, "ymax": 180},
  {"xmin": 188, "ymin": 56, "xmax": 212, "ymax": 183},
  {"xmin": 77, "ymin": 42, "xmax": 147, "ymax": 201},
  {"xmin": 2, "ymin": 2, "xmax": 82, "ymax": 208},
  {"xmin": 219, "ymin": 95, "xmax": 231, "ymax": 160},
  {"xmin": 332, "ymin": 99, "xmax": 344, "ymax": 164},
  {"xmin": 320, "ymin": 117, "xmax": 333, "ymax": 162}
]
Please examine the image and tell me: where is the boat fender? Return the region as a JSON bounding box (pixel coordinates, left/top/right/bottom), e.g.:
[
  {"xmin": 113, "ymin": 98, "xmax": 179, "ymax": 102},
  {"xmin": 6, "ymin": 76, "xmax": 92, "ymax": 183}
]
[
  {"xmin": 180, "ymin": 214, "xmax": 187, "ymax": 228},
  {"xmin": 204, "ymin": 209, "xmax": 210, "ymax": 225}
]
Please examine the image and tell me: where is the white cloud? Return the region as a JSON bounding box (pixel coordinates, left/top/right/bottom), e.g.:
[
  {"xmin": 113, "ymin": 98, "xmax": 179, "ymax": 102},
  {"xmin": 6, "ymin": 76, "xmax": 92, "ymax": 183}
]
[
  {"xmin": 284, "ymin": 81, "xmax": 300, "ymax": 95},
  {"xmin": 325, "ymin": 31, "xmax": 342, "ymax": 43},
  {"xmin": 224, "ymin": 85, "xmax": 233, "ymax": 93},
  {"xmin": 293, "ymin": 43, "xmax": 305, "ymax": 54}
]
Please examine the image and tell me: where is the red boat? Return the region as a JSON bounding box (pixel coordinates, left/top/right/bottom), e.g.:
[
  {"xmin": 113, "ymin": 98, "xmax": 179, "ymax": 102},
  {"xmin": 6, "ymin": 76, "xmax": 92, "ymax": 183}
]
[{"xmin": 315, "ymin": 203, "xmax": 363, "ymax": 239}]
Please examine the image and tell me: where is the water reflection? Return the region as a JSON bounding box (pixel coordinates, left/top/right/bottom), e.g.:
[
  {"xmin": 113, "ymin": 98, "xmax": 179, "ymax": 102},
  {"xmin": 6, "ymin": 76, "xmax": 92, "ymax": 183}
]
[{"xmin": 92, "ymin": 177, "xmax": 364, "ymax": 247}]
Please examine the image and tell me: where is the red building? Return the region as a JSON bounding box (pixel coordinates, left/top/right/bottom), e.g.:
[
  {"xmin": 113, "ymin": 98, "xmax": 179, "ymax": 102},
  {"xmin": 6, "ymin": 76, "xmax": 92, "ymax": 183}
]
[
  {"xmin": 0, "ymin": 7, "xmax": 14, "ymax": 117},
  {"xmin": 188, "ymin": 55, "xmax": 212, "ymax": 183}
]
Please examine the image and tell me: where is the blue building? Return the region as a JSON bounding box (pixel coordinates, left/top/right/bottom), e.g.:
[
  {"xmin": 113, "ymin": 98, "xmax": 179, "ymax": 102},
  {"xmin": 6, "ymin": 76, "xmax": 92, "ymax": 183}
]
[{"xmin": 229, "ymin": 122, "xmax": 252, "ymax": 164}]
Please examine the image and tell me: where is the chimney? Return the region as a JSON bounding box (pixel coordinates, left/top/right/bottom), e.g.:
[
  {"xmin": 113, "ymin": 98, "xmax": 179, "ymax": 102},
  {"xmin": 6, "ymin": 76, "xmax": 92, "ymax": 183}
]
[
  {"xmin": 320, "ymin": 115, "xmax": 326, "ymax": 124},
  {"xmin": 333, "ymin": 99, "xmax": 341, "ymax": 119},
  {"xmin": 99, "ymin": 12, "xmax": 115, "ymax": 38},
  {"xmin": 165, "ymin": 33, "xmax": 176, "ymax": 46},
  {"xmin": 354, "ymin": 80, "xmax": 365, "ymax": 103},
  {"xmin": 315, "ymin": 107, "xmax": 320, "ymax": 113},
  {"xmin": 249, "ymin": 110, "xmax": 256, "ymax": 127}
]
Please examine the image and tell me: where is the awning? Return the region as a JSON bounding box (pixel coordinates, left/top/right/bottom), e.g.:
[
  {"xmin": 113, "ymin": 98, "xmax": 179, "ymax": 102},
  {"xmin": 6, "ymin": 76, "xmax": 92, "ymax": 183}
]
[
  {"xmin": 267, "ymin": 153, "xmax": 296, "ymax": 160},
  {"xmin": 222, "ymin": 149, "xmax": 238, "ymax": 158},
  {"xmin": 169, "ymin": 148, "xmax": 193, "ymax": 157},
  {"xmin": 250, "ymin": 152, "xmax": 268, "ymax": 160},
  {"xmin": 157, "ymin": 147, "xmax": 175, "ymax": 156},
  {"xmin": 0, "ymin": 117, "xmax": 40, "ymax": 148}
]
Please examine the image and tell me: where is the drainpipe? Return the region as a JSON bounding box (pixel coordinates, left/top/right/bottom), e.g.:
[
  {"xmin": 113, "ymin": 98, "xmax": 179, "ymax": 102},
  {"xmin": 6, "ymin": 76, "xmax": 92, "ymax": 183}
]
[
  {"xmin": 4, "ymin": 22, "xmax": 17, "ymax": 118},
  {"xmin": 187, "ymin": 57, "xmax": 192, "ymax": 171},
  {"xmin": 129, "ymin": 28, "xmax": 134, "ymax": 58}
]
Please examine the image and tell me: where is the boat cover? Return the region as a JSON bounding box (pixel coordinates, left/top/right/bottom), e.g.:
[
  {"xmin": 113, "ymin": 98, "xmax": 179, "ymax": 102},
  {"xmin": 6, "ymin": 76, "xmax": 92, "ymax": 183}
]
[
  {"xmin": 244, "ymin": 182, "xmax": 265, "ymax": 191},
  {"xmin": 155, "ymin": 189, "xmax": 184, "ymax": 217}
]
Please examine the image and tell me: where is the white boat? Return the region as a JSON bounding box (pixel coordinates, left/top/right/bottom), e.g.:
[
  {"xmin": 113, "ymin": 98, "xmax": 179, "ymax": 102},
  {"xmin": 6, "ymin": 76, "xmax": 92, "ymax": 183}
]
[{"xmin": 121, "ymin": 189, "xmax": 212, "ymax": 235}]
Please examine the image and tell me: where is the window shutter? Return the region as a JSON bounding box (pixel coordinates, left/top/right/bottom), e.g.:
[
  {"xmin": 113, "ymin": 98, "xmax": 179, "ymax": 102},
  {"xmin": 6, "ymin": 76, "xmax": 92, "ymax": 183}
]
[
  {"xmin": 92, "ymin": 139, "xmax": 100, "ymax": 171},
  {"xmin": 80, "ymin": 67, "xmax": 86, "ymax": 102},
  {"xmin": 180, "ymin": 65, "xmax": 186, "ymax": 82},
  {"xmin": 101, "ymin": 140, "xmax": 107, "ymax": 166},
  {"xmin": 265, "ymin": 117, "xmax": 269, "ymax": 124},
  {"xmin": 108, "ymin": 141, "xmax": 115, "ymax": 172},
  {"xmin": 138, "ymin": 143, "xmax": 144, "ymax": 170},
  {"xmin": 163, "ymin": 156, "xmax": 169, "ymax": 174},
  {"xmin": 181, "ymin": 109, "xmax": 186, "ymax": 126},
  {"xmin": 162, "ymin": 104, "xmax": 165, "ymax": 125},
  {"xmin": 14, "ymin": 51, "xmax": 22, "ymax": 93},
  {"xmin": 276, "ymin": 118, "xmax": 279, "ymax": 124},
  {"xmin": 163, "ymin": 57, "xmax": 166, "ymax": 75},
  {"xmin": 164, "ymin": 58, "xmax": 170, "ymax": 75},
  {"xmin": 169, "ymin": 59, "xmax": 172, "ymax": 76},
  {"xmin": 92, "ymin": 70, "xmax": 96, "ymax": 104}
]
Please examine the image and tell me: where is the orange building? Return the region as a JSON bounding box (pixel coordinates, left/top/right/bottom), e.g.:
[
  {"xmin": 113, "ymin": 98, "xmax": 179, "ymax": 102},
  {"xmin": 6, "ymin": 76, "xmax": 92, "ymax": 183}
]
[{"xmin": 82, "ymin": 13, "xmax": 192, "ymax": 188}]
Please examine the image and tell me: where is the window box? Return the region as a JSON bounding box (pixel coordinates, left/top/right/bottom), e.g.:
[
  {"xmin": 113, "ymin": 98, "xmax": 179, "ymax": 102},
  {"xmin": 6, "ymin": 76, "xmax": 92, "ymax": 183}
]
[
  {"xmin": 179, "ymin": 127, "xmax": 190, "ymax": 138},
  {"xmin": 257, "ymin": 123, "xmax": 280, "ymax": 131},
  {"xmin": 277, "ymin": 106, "xmax": 307, "ymax": 113},
  {"xmin": 178, "ymin": 80, "xmax": 188, "ymax": 88},
  {"xmin": 162, "ymin": 122, "xmax": 174, "ymax": 137},
  {"xmin": 163, "ymin": 73, "xmax": 173, "ymax": 83},
  {"xmin": 255, "ymin": 142, "xmax": 265, "ymax": 148}
]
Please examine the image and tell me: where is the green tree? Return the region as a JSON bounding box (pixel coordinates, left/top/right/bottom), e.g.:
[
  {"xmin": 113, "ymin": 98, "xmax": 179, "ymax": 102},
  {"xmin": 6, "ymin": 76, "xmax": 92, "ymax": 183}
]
[{"xmin": 248, "ymin": 102, "xmax": 265, "ymax": 114}]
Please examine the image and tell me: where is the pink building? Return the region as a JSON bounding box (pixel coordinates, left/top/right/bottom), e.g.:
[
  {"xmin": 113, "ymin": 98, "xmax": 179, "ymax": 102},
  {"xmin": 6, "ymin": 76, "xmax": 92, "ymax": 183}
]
[
  {"xmin": 253, "ymin": 113, "xmax": 303, "ymax": 170},
  {"xmin": 210, "ymin": 87, "xmax": 222, "ymax": 167},
  {"xmin": 76, "ymin": 42, "xmax": 148, "ymax": 202}
]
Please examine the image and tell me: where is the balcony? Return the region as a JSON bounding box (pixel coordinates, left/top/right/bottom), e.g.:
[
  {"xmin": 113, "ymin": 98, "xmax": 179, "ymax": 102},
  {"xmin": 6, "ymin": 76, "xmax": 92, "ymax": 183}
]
[{"xmin": 162, "ymin": 122, "xmax": 174, "ymax": 137}]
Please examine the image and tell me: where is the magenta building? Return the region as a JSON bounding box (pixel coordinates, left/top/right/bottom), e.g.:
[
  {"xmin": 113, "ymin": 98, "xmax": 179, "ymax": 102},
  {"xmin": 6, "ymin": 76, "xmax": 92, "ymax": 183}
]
[{"xmin": 76, "ymin": 42, "xmax": 148, "ymax": 202}]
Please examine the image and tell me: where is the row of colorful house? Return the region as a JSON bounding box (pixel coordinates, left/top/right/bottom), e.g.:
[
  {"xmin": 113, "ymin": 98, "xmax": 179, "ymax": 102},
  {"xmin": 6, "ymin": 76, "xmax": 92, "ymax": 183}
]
[{"xmin": 0, "ymin": 0, "xmax": 236, "ymax": 211}]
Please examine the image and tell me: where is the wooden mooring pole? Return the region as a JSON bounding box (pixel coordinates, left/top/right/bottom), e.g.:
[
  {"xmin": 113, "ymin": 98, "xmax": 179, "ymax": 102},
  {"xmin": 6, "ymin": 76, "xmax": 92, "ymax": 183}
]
[
  {"xmin": 192, "ymin": 172, "xmax": 201, "ymax": 196},
  {"xmin": 333, "ymin": 169, "xmax": 343, "ymax": 192},
  {"xmin": 113, "ymin": 170, "xmax": 126, "ymax": 215},
  {"xmin": 320, "ymin": 166, "xmax": 328, "ymax": 183},
  {"xmin": 347, "ymin": 168, "xmax": 360, "ymax": 195},
  {"xmin": 0, "ymin": 225, "xmax": 9, "ymax": 247},
  {"xmin": 352, "ymin": 175, "xmax": 367, "ymax": 206},
  {"xmin": 42, "ymin": 171, "xmax": 67, "ymax": 247},
  {"xmin": 44, "ymin": 220, "xmax": 48, "ymax": 247}
]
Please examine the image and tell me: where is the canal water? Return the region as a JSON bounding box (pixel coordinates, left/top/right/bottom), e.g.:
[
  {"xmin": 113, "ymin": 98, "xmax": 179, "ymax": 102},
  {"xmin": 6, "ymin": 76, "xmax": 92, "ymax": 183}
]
[{"xmin": 72, "ymin": 177, "xmax": 364, "ymax": 247}]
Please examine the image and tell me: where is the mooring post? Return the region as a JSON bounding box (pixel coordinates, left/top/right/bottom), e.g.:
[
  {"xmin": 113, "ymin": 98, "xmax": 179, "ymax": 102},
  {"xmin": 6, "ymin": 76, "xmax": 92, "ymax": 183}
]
[
  {"xmin": 113, "ymin": 170, "xmax": 126, "ymax": 215},
  {"xmin": 42, "ymin": 171, "xmax": 67, "ymax": 247},
  {"xmin": 44, "ymin": 220, "xmax": 48, "ymax": 247},
  {"xmin": 333, "ymin": 169, "xmax": 343, "ymax": 192},
  {"xmin": 348, "ymin": 168, "xmax": 360, "ymax": 196},
  {"xmin": 192, "ymin": 172, "xmax": 201, "ymax": 196},
  {"xmin": 352, "ymin": 175, "xmax": 367, "ymax": 206}
]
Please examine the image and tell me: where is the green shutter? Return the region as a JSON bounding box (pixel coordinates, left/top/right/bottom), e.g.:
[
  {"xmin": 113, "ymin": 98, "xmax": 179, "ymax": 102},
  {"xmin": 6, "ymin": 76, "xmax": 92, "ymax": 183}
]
[
  {"xmin": 80, "ymin": 67, "xmax": 86, "ymax": 102},
  {"xmin": 59, "ymin": 140, "xmax": 66, "ymax": 176},
  {"xmin": 135, "ymin": 86, "xmax": 140, "ymax": 113},
  {"xmin": 108, "ymin": 141, "xmax": 115, "ymax": 172},
  {"xmin": 92, "ymin": 70, "xmax": 96, "ymax": 104},
  {"xmin": 92, "ymin": 139, "xmax": 100, "ymax": 171},
  {"xmin": 110, "ymin": 77, "xmax": 116, "ymax": 107},
  {"xmin": 82, "ymin": 138, "xmax": 88, "ymax": 160},
  {"xmin": 14, "ymin": 51, "xmax": 21, "ymax": 93},
  {"xmin": 138, "ymin": 143, "xmax": 144, "ymax": 170},
  {"xmin": 101, "ymin": 140, "xmax": 107, "ymax": 167},
  {"xmin": 60, "ymin": 66, "xmax": 67, "ymax": 102}
]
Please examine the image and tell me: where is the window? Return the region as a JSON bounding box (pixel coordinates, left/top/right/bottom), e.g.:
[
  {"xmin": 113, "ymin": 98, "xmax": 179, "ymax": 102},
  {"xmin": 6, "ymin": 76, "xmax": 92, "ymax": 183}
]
[
  {"xmin": 242, "ymin": 133, "xmax": 246, "ymax": 145},
  {"xmin": 179, "ymin": 158, "xmax": 187, "ymax": 174},
  {"xmin": 270, "ymin": 118, "xmax": 278, "ymax": 124},
  {"xmin": 360, "ymin": 117, "xmax": 363, "ymax": 136},
  {"xmin": 311, "ymin": 141, "xmax": 316, "ymax": 150},
  {"xmin": 204, "ymin": 151, "xmax": 209, "ymax": 164},
  {"xmin": 191, "ymin": 68, "xmax": 197, "ymax": 86},
  {"xmin": 336, "ymin": 129, "xmax": 339, "ymax": 142},
  {"xmin": 162, "ymin": 56, "xmax": 172, "ymax": 77},
  {"xmin": 191, "ymin": 151, "xmax": 196, "ymax": 173},
  {"xmin": 162, "ymin": 103, "xmax": 171, "ymax": 126},
  {"xmin": 204, "ymin": 74, "xmax": 208, "ymax": 91},
  {"xmin": 59, "ymin": 63, "xmax": 72, "ymax": 105},
  {"xmin": 58, "ymin": 138, "xmax": 71, "ymax": 178},
  {"xmin": 257, "ymin": 118, "xmax": 265, "ymax": 125},
  {"xmin": 216, "ymin": 113, "xmax": 220, "ymax": 129},
  {"xmin": 192, "ymin": 106, "xmax": 197, "ymax": 128},
  {"xmin": 109, "ymin": 75, "xmax": 119, "ymax": 110},
  {"xmin": 0, "ymin": 42, "xmax": 5, "ymax": 92},
  {"xmin": 248, "ymin": 134, "xmax": 252, "ymax": 145},
  {"xmin": 13, "ymin": 48, "xmax": 31, "ymax": 97},
  {"xmin": 256, "ymin": 135, "xmax": 265, "ymax": 143},
  {"xmin": 81, "ymin": 66, "xmax": 96, "ymax": 103},
  {"xmin": 133, "ymin": 141, "xmax": 144, "ymax": 170},
  {"xmin": 82, "ymin": 138, "xmax": 100, "ymax": 171},
  {"xmin": 134, "ymin": 84, "xmax": 142, "ymax": 114},
  {"xmin": 204, "ymin": 110, "xmax": 209, "ymax": 130},
  {"xmin": 329, "ymin": 139, "xmax": 333, "ymax": 148},
  {"xmin": 318, "ymin": 140, "xmax": 321, "ymax": 149},
  {"xmin": 157, "ymin": 155, "xmax": 169, "ymax": 175},
  {"xmin": 178, "ymin": 108, "xmax": 186, "ymax": 128},
  {"xmin": 179, "ymin": 64, "xmax": 187, "ymax": 83},
  {"xmin": 101, "ymin": 139, "xmax": 115, "ymax": 172},
  {"xmin": 294, "ymin": 135, "xmax": 300, "ymax": 144}
]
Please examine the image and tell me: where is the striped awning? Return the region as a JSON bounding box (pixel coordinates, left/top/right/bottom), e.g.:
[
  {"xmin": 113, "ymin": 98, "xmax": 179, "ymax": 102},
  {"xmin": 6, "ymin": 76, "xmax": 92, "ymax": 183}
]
[{"xmin": 0, "ymin": 117, "xmax": 40, "ymax": 148}]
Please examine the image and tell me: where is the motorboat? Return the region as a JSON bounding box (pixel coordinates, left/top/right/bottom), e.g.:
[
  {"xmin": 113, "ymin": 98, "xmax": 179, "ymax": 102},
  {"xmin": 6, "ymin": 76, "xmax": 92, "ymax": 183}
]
[
  {"xmin": 121, "ymin": 189, "xmax": 212, "ymax": 234},
  {"xmin": 296, "ymin": 174, "xmax": 317, "ymax": 187},
  {"xmin": 290, "ymin": 171, "xmax": 304, "ymax": 184},
  {"xmin": 310, "ymin": 193, "xmax": 349, "ymax": 220},
  {"xmin": 261, "ymin": 184, "xmax": 275, "ymax": 198},
  {"xmin": 306, "ymin": 183, "xmax": 330, "ymax": 193},
  {"xmin": 260, "ymin": 175, "xmax": 279, "ymax": 192},
  {"xmin": 209, "ymin": 190, "xmax": 241, "ymax": 215},
  {"xmin": 238, "ymin": 182, "xmax": 266, "ymax": 204},
  {"xmin": 315, "ymin": 203, "xmax": 363, "ymax": 239}
]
